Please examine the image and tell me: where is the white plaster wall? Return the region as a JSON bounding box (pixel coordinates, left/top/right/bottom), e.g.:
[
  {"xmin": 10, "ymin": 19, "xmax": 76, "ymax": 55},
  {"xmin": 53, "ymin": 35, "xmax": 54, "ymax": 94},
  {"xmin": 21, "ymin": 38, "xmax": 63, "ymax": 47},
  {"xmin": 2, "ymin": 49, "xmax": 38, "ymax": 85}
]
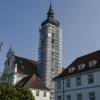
[
  {"xmin": 64, "ymin": 87, "xmax": 100, "ymax": 100},
  {"xmin": 13, "ymin": 74, "xmax": 25, "ymax": 85},
  {"xmin": 64, "ymin": 70, "xmax": 100, "ymax": 91},
  {"xmin": 55, "ymin": 79, "xmax": 63, "ymax": 92},
  {"xmin": 55, "ymin": 69, "xmax": 100, "ymax": 100},
  {"xmin": 31, "ymin": 89, "xmax": 50, "ymax": 100}
]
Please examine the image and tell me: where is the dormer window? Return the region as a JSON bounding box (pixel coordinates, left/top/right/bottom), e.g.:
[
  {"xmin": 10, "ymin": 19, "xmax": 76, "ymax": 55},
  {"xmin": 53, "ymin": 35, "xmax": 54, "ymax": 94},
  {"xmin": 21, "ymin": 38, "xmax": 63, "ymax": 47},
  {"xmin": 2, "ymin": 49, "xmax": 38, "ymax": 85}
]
[
  {"xmin": 78, "ymin": 64, "xmax": 85, "ymax": 70},
  {"xmin": 89, "ymin": 60, "xmax": 97, "ymax": 67},
  {"xmin": 68, "ymin": 66, "xmax": 75, "ymax": 73}
]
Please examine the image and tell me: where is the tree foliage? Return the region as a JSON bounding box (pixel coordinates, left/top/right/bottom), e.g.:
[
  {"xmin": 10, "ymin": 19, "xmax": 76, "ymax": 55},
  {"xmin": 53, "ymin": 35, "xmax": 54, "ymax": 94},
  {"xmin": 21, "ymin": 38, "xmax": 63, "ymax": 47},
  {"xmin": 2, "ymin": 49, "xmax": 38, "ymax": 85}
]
[{"xmin": 0, "ymin": 83, "xmax": 35, "ymax": 100}]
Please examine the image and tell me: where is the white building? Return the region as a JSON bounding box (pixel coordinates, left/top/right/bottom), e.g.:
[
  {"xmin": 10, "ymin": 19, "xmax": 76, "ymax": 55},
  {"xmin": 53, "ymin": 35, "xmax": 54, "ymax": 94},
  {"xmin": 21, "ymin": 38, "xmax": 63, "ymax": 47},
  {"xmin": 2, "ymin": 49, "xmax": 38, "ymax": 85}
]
[
  {"xmin": 38, "ymin": 3, "xmax": 62, "ymax": 100},
  {"xmin": 17, "ymin": 74, "xmax": 50, "ymax": 100},
  {"xmin": 54, "ymin": 50, "xmax": 100, "ymax": 100}
]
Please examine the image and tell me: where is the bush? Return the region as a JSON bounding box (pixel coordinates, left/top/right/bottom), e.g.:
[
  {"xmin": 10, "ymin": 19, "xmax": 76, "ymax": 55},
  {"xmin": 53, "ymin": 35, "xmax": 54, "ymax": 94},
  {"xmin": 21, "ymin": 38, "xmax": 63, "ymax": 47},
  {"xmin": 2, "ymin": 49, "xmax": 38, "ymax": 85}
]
[{"xmin": 0, "ymin": 83, "xmax": 35, "ymax": 100}]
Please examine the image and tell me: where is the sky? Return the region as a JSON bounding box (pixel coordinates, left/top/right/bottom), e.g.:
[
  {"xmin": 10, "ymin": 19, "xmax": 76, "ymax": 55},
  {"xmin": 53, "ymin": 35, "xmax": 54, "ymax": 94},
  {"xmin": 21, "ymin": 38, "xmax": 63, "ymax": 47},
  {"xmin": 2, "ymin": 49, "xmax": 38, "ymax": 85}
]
[{"xmin": 0, "ymin": 0, "xmax": 100, "ymax": 72}]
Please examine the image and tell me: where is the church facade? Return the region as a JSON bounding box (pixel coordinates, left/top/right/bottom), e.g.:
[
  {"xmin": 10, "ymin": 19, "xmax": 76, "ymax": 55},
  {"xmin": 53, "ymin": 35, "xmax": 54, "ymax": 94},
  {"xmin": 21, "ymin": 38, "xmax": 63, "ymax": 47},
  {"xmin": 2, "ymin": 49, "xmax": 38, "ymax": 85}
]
[{"xmin": 1, "ymin": 4, "xmax": 63, "ymax": 100}]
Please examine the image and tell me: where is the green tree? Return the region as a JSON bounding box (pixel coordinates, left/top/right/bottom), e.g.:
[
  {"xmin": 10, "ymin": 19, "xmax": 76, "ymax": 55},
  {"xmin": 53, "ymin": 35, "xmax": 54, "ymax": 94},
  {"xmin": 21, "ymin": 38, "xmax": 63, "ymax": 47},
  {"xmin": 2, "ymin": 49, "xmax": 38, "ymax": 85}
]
[{"xmin": 0, "ymin": 83, "xmax": 35, "ymax": 100}]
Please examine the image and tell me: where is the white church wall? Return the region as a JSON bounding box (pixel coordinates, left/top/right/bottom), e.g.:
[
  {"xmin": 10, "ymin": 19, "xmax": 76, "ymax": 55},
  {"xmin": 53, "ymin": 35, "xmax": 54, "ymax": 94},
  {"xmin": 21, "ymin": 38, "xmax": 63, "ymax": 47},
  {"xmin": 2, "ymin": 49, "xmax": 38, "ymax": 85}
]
[{"xmin": 31, "ymin": 88, "xmax": 50, "ymax": 100}]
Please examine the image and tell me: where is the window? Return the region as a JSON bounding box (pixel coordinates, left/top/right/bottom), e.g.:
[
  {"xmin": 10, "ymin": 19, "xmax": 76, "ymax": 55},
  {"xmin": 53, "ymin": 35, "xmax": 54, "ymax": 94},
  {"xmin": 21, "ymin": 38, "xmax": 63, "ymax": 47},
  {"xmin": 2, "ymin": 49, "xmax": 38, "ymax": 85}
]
[
  {"xmin": 51, "ymin": 92, "xmax": 54, "ymax": 95},
  {"xmin": 89, "ymin": 92, "xmax": 95, "ymax": 100},
  {"xmin": 89, "ymin": 60, "xmax": 97, "ymax": 67},
  {"xmin": 36, "ymin": 91, "xmax": 39, "ymax": 96},
  {"xmin": 52, "ymin": 33, "xmax": 55, "ymax": 37},
  {"xmin": 67, "ymin": 95, "xmax": 71, "ymax": 100},
  {"xmin": 88, "ymin": 73, "xmax": 94, "ymax": 84},
  {"xmin": 52, "ymin": 45, "xmax": 54, "ymax": 49},
  {"xmin": 76, "ymin": 76, "xmax": 81, "ymax": 86},
  {"xmin": 51, "ymin": 51, "xmax": 54, "ymax": 55},
  {"xmin": 77, "ymin": 93, "xmax": 82, "ymax": 100},
  {"xmin": 66, "ymin": 78, "xmax": 70, "ymax": 87},
  {"xmin": 57, "ymin": 80, "xmax": 61, "ymax": 89},
  {"xmin": 51, "ymin": 58, "xmax": 54, "ymax": 62},
  {"xmin": 68, "ymin": 66, "xmax": 75, "ymax": 73},
  {"xmin": 57, "ymin": 96, "xmax": 61, "ymax": 100},
  {"xmin": 78, "ymin": 64, "xmax": 85, "ymax": 70},
  {"xmin": 43, "ymin": 91, "xmax": 46, "ymax": 97},
  {"xmin": 52, "ymin": 39, "xmax": 55, "ymax": 43}
]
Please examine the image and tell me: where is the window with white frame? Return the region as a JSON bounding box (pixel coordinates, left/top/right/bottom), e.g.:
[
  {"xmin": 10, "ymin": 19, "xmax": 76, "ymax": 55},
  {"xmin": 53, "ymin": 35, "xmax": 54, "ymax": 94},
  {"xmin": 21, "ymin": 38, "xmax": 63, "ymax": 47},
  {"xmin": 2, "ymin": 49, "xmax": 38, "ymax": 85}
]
[
  {"xmin": 78, "ymin": 64, "xmax": 85, "ymax": 70},
  {"xmin": 88, "ymin": 73, "xmax": 94, "ymax": 84},
  {"xmin": 76, "ymin": 76, "xmax": 81, "ymax": 86},
  {"xmin": 66, "ymin": 78, "xmax": 71, "ymax": 87},
  {"xmin": 68, "ymin": 66, "xmax": 75, "ymax": 73},
  {"xmin": 36, "ymin": 90, "xmax": 39, "ymax": 96},
  {"xmin": 77, "ymin": 93, "xmax": 82, "ymax": 100},
  {"xmin": 89, "ymin": 60, "xmax": 97, "ymax": 67},
  {"xmin": 67, "ymin": 95, "xmax": 71, "ymax": 100},
  {"xmin": 89, "ymin": 92, "xmax": 95, "ymax": 100},
  {"xmin": 57, "ymin": 80, "xmax": 61, "ymax": 89},
  {"xmin": 43, "ymin": 91, "xmax": 46, "ymax": 97}
]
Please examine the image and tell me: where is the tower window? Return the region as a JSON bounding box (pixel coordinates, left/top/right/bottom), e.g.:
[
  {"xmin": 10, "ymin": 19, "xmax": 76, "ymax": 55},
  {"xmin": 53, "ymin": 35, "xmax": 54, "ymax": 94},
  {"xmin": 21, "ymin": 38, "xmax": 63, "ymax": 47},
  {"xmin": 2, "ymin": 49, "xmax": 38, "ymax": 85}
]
[
  {"xmin": 52, "ymin": 45, "xmax": 55, "ymax": 49},
  {"xmin": 52, "ymin": 51, "xmax": 54, "ymax": 55},
  {"xmin": 51, "ymin": 58, "xmax": 54, "ymax": 61},
  {"xmin": 52, "ymin": 39, "xmax": 54, "ymax": 43},
  {"xmin": 52, "ymin": 33, "xmax": 55, "ymax": 37}
]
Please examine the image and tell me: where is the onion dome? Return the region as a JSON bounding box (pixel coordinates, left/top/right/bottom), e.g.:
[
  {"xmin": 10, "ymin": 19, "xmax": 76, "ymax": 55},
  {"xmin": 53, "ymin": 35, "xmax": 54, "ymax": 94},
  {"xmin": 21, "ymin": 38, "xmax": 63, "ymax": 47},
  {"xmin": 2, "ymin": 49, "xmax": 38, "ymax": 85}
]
[{"xmin": 41, "ymin": 3, "xmax": 59, "ymax": 27}]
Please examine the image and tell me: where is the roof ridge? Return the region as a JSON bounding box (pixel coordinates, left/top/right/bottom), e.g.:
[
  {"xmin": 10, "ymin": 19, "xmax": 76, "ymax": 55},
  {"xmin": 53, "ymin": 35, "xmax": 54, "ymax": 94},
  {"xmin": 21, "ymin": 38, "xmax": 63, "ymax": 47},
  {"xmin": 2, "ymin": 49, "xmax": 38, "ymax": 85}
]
[{"xmin": 15, "ymin": 56, "xmax": 37, "ymax": 62}]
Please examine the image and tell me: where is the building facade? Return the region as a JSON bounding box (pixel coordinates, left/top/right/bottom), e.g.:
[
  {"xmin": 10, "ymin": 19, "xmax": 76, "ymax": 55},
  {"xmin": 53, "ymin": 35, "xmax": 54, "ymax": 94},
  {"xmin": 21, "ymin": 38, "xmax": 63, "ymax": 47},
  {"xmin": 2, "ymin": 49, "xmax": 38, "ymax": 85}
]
[
  {"xmin": 2, "ymin": 4, "xmax": 63, "ymax": 100},
  {"xmin": 38, "ymin": 4, "xmax": 62, "ymax": 100},
  {"xmin": 2, "ymin": 48, "xmax": 51, "ymax": 100},
  {"xmin": 54, "ymin": 50, "xmax": 100, "ymax": 100},
  {"xmin": 31, "ymin": 89, "xmax": 50, "ymax": 100},
  {"xmin": 17, "ymin": 74, "xmax": 50, "ymax": 100},
  {"xmin": 2, "ymin": 47, "xmax": 37, "ymax": 85}
]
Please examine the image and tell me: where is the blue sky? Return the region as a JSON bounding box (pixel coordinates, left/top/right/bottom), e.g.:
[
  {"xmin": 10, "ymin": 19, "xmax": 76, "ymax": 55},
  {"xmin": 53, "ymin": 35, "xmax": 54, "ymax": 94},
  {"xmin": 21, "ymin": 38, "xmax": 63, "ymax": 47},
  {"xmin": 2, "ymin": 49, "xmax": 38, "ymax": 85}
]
[{"xmin": 0, "ymin": 0, "xmax": 100, "ymax": 72}]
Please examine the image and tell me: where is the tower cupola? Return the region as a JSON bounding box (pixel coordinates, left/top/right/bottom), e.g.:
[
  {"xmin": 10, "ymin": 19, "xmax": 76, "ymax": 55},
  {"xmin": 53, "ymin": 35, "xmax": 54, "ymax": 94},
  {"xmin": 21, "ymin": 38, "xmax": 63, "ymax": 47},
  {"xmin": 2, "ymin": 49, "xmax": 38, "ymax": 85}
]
[{"xmin": 41, "ymin": 3, "xmax": 59, "ymax": 27}]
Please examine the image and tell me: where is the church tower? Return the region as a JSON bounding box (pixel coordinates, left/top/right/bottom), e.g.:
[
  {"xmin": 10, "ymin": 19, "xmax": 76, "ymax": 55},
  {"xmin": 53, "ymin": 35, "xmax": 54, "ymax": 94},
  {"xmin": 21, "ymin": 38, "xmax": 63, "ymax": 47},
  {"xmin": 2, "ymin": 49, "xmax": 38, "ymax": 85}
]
[{"xmin": 38, "ymin": 3, "xmax": 62, "ymax": 100}]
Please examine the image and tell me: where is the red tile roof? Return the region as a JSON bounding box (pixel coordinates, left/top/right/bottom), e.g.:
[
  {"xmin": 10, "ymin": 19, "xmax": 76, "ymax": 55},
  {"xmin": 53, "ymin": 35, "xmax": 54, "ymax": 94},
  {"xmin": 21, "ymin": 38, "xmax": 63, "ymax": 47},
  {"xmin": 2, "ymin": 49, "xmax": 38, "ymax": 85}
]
[
  {"xmin": 16, "ymin": 74, "xmax": 49, "ymax": 91},
  {"xmin": 54, "ymin": 50, "xmax": 100, "ymax": 79}
]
